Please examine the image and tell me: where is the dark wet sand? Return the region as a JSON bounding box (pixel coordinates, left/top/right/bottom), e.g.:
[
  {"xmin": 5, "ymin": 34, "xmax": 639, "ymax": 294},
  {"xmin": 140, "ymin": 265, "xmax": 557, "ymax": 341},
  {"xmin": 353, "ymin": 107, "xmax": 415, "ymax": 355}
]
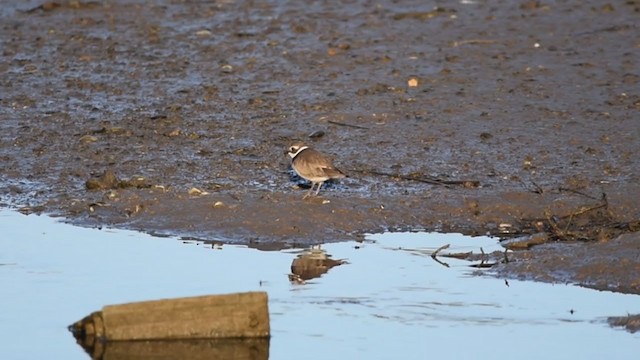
[{"xmin": 1, "ymin": 0, "xmax": 639, "ymax": 293}]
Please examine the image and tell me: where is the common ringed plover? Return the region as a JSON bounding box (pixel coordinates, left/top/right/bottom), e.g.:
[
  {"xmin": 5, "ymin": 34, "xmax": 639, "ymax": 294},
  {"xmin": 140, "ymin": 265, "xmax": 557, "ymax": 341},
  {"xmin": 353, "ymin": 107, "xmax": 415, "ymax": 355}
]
[{"xmin": 286, "ymin": 141, "xmax": 346, "ymax": 198}]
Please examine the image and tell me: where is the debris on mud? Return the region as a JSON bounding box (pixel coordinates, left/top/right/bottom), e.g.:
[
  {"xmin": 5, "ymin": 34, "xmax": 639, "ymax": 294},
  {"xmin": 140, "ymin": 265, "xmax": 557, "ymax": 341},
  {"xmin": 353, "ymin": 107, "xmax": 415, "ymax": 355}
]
[
  {"xmin": 608, "ymin": 314, "xmax": 640, "ymax": 334},
  {"xmin": 501, "ymin": 232, "xmax": 549, "ymax": 250},
  {"xmin": 507, "ymin": 190, "xmax": 640, "ymax": 245},
  {"xmin": 85, "ymin": 170, "xmax": 151, "ymax": 191}
]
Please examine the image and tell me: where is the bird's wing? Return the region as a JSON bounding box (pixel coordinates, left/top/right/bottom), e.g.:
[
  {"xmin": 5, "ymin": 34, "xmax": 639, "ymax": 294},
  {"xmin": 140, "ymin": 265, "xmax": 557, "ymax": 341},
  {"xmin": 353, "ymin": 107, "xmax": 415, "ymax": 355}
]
[
  {"xmin": 295, "ymin": 149, "xmax": 345, "ymax": 179},
  {"xmin": 322, "ymin": 166, "xmax": 346, "ymax": 179}
]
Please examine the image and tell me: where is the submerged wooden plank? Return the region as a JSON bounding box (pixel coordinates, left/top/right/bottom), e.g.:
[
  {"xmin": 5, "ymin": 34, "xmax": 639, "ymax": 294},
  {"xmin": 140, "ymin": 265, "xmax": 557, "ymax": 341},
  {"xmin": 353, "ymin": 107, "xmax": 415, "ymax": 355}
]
[{"xmin": 69, "ymin": 292, "xmax": 269, "ymax": 344}]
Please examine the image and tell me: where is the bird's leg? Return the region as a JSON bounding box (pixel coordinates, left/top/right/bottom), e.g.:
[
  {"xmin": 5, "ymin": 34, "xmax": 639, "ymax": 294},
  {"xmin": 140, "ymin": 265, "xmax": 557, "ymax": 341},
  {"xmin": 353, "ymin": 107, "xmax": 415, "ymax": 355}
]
[
  {"xmin": 314, "ymin": 182, "xmax": 324, "ymax": 196},
  {"xmin": 303, "ymin": 182, "xmax": 316, "ymax": 199}
]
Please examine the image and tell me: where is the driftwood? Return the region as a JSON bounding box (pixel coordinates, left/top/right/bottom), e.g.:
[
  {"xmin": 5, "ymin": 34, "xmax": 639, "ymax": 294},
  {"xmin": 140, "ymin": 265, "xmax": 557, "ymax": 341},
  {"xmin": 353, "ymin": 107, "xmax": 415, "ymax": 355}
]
[{"xmin": 69, "ymin": 292, "xmax": 269, "ymax": 349}]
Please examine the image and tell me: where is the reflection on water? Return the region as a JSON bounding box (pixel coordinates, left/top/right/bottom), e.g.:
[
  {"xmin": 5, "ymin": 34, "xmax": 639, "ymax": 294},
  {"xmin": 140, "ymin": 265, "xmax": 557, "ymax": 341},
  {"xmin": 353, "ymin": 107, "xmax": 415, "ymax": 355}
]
[
  {"xmin": 0, "ymin": 209, "xmax": 638, "ymax": 360},
  {"xmin": 78, "ymin": 338, "xmax": 269, "ymax": 360},
  {"xmin": 289, "ymin": 246, "xmax": 347, "ymax": 284}
]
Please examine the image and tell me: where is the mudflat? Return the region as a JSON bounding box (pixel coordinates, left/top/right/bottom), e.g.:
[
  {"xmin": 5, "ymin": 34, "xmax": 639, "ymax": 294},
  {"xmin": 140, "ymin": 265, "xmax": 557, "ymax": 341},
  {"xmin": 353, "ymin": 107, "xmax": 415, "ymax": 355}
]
[{"xmin": 1, "ymin": 1, "xmax": 639, "ymax": 293}]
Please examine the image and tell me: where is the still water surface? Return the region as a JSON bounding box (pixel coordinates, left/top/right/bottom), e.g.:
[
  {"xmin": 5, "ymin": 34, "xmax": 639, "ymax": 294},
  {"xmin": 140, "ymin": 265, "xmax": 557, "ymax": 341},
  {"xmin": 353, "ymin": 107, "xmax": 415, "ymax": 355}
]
[{"xmin": 0, "ymin": 209, "xmax": 637, "ymax": 359}]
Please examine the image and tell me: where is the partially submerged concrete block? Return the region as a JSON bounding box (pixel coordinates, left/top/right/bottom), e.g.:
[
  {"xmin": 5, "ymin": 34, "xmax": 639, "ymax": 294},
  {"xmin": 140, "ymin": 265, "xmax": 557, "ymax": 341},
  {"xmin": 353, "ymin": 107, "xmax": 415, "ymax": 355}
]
[{"xmin": 69, "ymin": 291, "xmax": 270, "ymax": 343}]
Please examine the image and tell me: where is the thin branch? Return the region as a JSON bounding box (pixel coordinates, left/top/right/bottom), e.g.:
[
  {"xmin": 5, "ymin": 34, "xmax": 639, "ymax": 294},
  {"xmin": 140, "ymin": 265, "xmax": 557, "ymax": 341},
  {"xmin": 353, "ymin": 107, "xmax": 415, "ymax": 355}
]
[
  {"xmin": 558, "ymin": 187, "xmax": 599, "ymax": 200},
  {"xmin": 452, "ymin": 39, "xmax": 497, "ymax": 47},
  {"xmin": 531, "ymin": 181, "xmax": 544, "ymax": 195},
  {"xmin": 431, "ymin": 244, "xmax": 450, "ymax": 258},
  {"xmin": 327, "ymin": 120, "xmax": 369, "ymax": 129},
  {"xmin": 352, "ymin": 168, "xmax": 479, "ymax": 188},
  {"xmin": 559, "ymin": 202, "xmax": 607, "ymax": 220}
]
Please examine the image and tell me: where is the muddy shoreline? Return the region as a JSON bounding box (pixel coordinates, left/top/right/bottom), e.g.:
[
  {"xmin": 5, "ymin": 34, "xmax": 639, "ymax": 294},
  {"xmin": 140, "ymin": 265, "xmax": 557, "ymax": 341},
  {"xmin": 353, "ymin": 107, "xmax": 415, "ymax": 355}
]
[{"xmin": 1, "ymin": 1, "xmax": 639, "ymax": 293}]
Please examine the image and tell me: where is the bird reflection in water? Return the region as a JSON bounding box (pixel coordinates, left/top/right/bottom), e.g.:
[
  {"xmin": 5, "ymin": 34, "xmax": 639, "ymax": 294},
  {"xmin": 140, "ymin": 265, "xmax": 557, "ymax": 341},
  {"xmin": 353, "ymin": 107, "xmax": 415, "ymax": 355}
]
[{"xmin": 288, "ymin": 246, "xmax": 347, "ymax": 284}]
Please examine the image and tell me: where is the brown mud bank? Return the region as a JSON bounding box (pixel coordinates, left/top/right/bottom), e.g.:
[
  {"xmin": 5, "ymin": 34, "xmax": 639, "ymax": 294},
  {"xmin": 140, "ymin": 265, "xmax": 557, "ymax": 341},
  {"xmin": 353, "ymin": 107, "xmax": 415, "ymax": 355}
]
[{"xmin": 1, "ymin": 1, "xmax": 639, "ymax": 293}]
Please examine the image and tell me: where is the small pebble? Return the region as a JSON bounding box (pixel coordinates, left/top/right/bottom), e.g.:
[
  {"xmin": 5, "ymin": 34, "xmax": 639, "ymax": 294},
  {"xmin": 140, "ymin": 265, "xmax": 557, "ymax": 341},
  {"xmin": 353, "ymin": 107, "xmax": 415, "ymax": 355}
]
[{"xmin": 196, "ymin": 29, "xmax": 212, "ymax": 36}]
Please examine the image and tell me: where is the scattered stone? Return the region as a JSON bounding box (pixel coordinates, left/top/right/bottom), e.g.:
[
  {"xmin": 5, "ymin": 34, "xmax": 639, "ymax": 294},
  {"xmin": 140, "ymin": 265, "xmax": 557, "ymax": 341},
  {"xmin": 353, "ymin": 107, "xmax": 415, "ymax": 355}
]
[
  {"xmin": 153, "ymin": 185, "xmax": 167, "ymax": 191},
  {"xmin": 124, "ymin": 204, "xmax": 143, "ymax": 217},
  {"xmin": 188, "ymin": 187, "xmax": 208, "ymax": 196},
  {"xmin": 17, "ymin": 206, "xmax": 46, "ymax": 215},
  {"xmin": 165, "ymin": 128, "xmax": 181, "ymax": 137},
  {"xmin": 213, "ymin": 201, "xmax": 225, "ymax": 208},
  {"xmin": 122, "ymin": 176, "xmax": 150, "ymax": 189},
  {"xmin": 498, "ymin": 223, "xmax": 515, "ymax": 234},
  {"xmin": 195, "ymin": 29, "xmax": 212, "ymax": 36},
  {"xmin": 86, "ymin": 171, "xmax": 150, "ymax": 191},
  {"xmin": 479, "ymin": 132, "xmax": 493, "ymax": 141},
  {"xmin": 78, "ymin": 134, "xmax": 98, "ymax": 144},
  {"xmin": 86, "ymin": 170, "xmax": 119, "ymax": 190},
  {"xmin": 308, "ymin": 130, "xmax": 325, "ymax": 138}
]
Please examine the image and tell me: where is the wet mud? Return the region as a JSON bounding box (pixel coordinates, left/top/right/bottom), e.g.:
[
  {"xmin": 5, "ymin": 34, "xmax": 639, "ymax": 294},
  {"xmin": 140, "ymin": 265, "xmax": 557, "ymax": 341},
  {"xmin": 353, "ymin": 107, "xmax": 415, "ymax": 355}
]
[{"xmin": 1, "ymin": 1, "xmax": 639, "ymax": 293}]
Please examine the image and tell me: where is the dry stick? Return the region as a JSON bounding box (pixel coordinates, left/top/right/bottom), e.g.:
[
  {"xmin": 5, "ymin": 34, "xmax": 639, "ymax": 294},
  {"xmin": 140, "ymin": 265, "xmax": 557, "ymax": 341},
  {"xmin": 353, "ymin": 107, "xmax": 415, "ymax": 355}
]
[
  {"xmin": 452, "ymin": 39, "xmax": 497, "ymax": 47},
  {"xmin": 559, "ymin": 201, "xmax": 608, "ymax": 220},
  {"xmin": 563, "ymin": 212, "xmax": 576, "ymax": 235},
  {"xmin": 561, "ymin": 201, "xmax": 608, "ymax": 235},
  {"xmin": 327, "ymin": 120, "xmax": 370, "ymax": 129},
  {"xmin": 431, "ymin": 244, "xmax": 450, "ymax": 258},
  {"xmin": 431, "ymin": 244, "xmax": 451, "ymax": 268},
  {"xmin": 432, "ymin": 256, "xmax": 450, "ymax": 268},
  {"xmin": 441, "ymin": 251, "xmax": 472, "ymax": 259},
  {"xmin": 558, "ymin": 187, "xmax": 600, "ymax": 200},
  {"xmin": 522, "ymin": 200, "xmax": 608, "ymax": 224},
  {"xmin": 531, "ymin": 181, "xmax": 544, "ymax": 195},
  {"xmin": 544, "ymin": 210, "xmax": 565, "ymax": 239},
  {"xmin": 352, "ymin": 169, "xmax": 479, "ymax": 187}
]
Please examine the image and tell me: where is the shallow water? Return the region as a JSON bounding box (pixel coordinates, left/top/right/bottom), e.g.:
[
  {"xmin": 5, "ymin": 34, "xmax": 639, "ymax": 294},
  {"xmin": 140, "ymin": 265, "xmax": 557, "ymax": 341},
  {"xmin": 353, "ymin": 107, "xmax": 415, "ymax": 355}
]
[{"xmin": 0, "ymin": 209, "xmax": 637, "ymax": 359}]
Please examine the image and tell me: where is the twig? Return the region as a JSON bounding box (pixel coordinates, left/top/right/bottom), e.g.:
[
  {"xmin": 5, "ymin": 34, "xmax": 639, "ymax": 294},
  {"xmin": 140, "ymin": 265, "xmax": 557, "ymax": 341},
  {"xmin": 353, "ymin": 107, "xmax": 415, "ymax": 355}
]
[
  {"xmin": 352, "ymin": 169, "xmax": 479, "ymax": 187},
  {"xmin": 558, "ymin": 187, "xmax": 599, "ymax": 200},
  {"xmin": 327, "ymin": 120, "xmax": 369, "ymax": 129},
  {"xmin": 431, "ymin": 256, "xmax": 450, "ymax": 268},
  {"xmin": 531, "ymin": 181, "xmax": 544, "ymax": 195},
  {"xmin": 452, "ymin": 39, "xmax": 497, "ymax": 47},
  {"xmin": 559, "ymin": 202, "xmax": 607, "ymax": 220},
  {"xmin": 441, "ymin": 251, "xmax": 472, "ymax": 259},
  {"xmin": 544, "ymin": 210, "xmax": 565, "ymax": 238},
  {"xmin": 431, "ymin": 244, "xmax": 450, "ymax": 258},
  {"xmin": 561, "ymin": 201, "xmax": 609, "ymax": 236}
]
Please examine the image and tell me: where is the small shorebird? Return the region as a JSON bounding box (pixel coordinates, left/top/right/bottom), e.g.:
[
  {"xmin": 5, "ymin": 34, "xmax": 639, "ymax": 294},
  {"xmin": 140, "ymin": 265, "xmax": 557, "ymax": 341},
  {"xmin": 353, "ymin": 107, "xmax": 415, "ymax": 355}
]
[{"xmin": 286, "ymin": 141, "xmax": 346, "ymax": 198}]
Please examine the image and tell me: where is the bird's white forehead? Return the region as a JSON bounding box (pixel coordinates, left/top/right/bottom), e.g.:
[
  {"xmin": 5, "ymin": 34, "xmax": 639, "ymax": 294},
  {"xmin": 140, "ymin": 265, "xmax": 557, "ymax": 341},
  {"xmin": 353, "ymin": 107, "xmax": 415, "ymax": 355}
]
[{"xmin": 288, "ymin": 145, "xmax": 308, "ymax": 158}]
